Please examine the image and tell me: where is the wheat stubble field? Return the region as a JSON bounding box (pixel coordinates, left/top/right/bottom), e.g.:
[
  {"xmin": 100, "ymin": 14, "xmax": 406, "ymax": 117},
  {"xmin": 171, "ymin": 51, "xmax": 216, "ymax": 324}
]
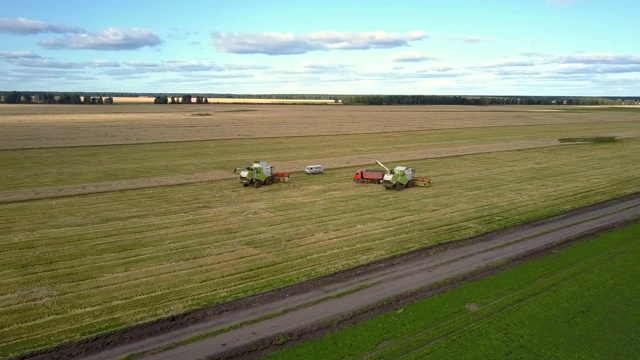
[{"xmin": 1, "ymin": 104, "xmax": 639, "ymax": 357}]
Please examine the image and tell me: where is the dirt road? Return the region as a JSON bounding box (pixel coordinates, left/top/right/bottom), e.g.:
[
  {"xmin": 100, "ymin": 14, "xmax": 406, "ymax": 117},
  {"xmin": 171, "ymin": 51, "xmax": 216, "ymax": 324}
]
[{"xmin": 18, "ymin": 195, "xmax": 640, "ymax": 360}]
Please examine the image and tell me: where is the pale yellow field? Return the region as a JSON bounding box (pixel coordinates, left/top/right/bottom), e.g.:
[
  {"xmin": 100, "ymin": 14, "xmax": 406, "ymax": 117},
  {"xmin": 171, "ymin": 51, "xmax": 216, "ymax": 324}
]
[{"xmin": 1, "ymin": 104, "xmax": 638, "ymax": 150}]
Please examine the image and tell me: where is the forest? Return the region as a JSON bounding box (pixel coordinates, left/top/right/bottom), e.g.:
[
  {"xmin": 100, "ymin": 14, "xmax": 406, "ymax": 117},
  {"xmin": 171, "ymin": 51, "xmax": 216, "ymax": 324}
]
[{"xmin": 1, "ymin": 91, "xmax": 638, "ymax": 106}]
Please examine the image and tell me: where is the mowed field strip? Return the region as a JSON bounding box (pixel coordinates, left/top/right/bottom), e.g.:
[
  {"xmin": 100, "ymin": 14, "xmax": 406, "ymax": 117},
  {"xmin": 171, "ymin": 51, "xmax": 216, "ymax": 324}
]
[
  {"xmin": 1, "ymin": 104, "xmax": 639, "ymax": 149},
  {"xmin": 0, "ymin": 140, "xmax": 576, "ymax": 202},
  {"xmin": 0, "ymin": 105, "xmax": 639, "ymax": 357},
  {"xmin": 1, "ymin": 105, "xmax": 640, "ymax": 200}
]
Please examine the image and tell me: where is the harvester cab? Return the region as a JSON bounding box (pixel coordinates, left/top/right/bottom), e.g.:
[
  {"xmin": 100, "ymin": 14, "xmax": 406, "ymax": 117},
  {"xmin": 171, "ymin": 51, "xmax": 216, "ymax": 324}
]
[
  {"xmin": 236, "ymin": 161, "xmax": 272, "ymax": 187},
  {"xmin": 383, "ymin": 166, "xmax": 414, "ymax": 190},
  {"xmin": 375, "ymin": 160, "xmax": 430, "ymax": 190},
  {"xmin": 234, "ymin": 161, "xmax": 291, "ymax": 188}
]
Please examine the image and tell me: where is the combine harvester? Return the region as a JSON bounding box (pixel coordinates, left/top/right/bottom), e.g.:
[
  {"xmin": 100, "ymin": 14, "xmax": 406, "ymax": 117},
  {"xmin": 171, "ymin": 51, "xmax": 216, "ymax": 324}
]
[
  {"xmin": 234, "ymin": 161, "xmax": 291, "ymax": 188},
  {"xmin": 376, "ymin": 160, "xmax": 431, "ymax": 190}
]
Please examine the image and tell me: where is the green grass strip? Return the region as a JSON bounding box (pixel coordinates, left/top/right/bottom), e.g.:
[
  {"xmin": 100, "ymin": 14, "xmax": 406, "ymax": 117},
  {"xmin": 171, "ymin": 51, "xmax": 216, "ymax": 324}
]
[{"xmin": 558, "ymin": 136, "xmax": 616, "ymax": 143}]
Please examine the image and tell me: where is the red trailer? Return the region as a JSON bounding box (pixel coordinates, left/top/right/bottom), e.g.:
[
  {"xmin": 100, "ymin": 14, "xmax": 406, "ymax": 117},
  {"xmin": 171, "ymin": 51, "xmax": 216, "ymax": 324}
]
[{"xmin": 353, "ymin": 169, "xmax": 386, "ymax": 184}]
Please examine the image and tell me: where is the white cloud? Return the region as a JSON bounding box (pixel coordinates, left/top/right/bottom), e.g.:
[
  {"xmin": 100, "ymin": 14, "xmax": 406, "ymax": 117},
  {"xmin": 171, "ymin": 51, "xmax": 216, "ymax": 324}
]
[
  {"xmin": 482, "ymin": 60, "xmax": 536, "ymax": 68},
  {"xmin": 39, "ymin": 28, "xmax": 162, "ymax": 50},
  {"xmin": 300, "ymin": 62, "xmax": 350, "ymax": 70},
  {"xmin": 11, "ymin": 58, "xmax": 85, "ymax": 69},
  {"xmin": 278, "ymin": 62, "xmax": 352, "ymax": 75},
  {"xmin": 2, "ymin": 56, "xmax": 117, "ymax": 69},
  {"xmin": 103, "ymin": 60, "xmax": 229, "ymax": 76},
  {"xmin": 555, "ymin": 64, "xmax": 640, "ymax": 74},
  {"xmin": 223, "ymin": 63, "xmax": 271, "ymax": 70},
  {"xmin": 211, "ymin": 30, "xmax": 427, "ymax": 55},
  {"xmin": 176, "ymin": 72, "xmax": 251, "ymax": 79},
  {"xmin": 392, "ymin": 52, "xmax": 436, "ymax": 63},
  {"xmin": 125, "ymin": 61, "xmax": 161, "ymax": 68},
  {"xmin": 551, "ymin": 53, "xmax": 640, "ymax": 65},
  {"xmin": 166, "ymin": 61, "xmax": 224, "ymax": 71},
  {"xmin": 89, "ymin": 60, "xmax": 120, "ymax": 68},
  {"xmin": 0, "ymin": 51, "xmax": 41, "ymax": 59},
  {"xmin": 5, "ymin": 68, "xmax": 97, "ymax": 82},
  {"xmin": 441, "ymin": 35, "xmax": 491, "ymax": 44},
  {"xmin": 0, "ymin": 17, "xmax": 83, "ymax": 35},
  {"xmin": 501, "ymin": 52, "xmax": 640, "ymax": 75}
]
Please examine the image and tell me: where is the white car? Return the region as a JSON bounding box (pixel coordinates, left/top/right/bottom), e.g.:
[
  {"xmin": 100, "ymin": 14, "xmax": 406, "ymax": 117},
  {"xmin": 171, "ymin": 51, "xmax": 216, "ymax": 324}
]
[{"xmin": 304, "ymin": 165, "xmax": 324, "ymax": 175}]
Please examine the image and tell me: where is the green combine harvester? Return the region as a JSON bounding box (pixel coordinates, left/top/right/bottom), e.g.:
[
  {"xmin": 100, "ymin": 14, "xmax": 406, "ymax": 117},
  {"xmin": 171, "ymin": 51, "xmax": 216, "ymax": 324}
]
[
  {"xmin": 376, "ymin": 160, "xmax": 431, "ymax": 190},
  {"xmin": 234, "ymin": 161, "xmax": 291, "ymax": 188}
]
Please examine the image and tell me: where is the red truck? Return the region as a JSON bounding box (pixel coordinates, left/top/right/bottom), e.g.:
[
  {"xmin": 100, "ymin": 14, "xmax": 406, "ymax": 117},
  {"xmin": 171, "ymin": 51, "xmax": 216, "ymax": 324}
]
[{"xmin": 353, "ymin": 169, "xmax": 386, "ymax": 184}]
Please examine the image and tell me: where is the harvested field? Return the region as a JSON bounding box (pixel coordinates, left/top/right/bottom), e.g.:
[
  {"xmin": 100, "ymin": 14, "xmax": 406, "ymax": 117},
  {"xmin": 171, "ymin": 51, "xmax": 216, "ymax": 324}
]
[
  {"xmin": 1, "ymin": 104, "xmax": 639, "ymax": 149},
  {"xmin": 0, "ymin": 105, "xmax": 639, "ymax": 358},
  {"xmin": 0, "ymin": 140, "xmax": 562, "ymax": 201}
]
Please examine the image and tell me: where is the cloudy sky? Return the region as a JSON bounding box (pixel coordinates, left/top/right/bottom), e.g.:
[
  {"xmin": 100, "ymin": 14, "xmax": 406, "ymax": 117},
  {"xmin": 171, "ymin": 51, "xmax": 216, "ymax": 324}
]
[{"xmin": 1, "ymin": 0, "xmax": 639, "ymax": 95}]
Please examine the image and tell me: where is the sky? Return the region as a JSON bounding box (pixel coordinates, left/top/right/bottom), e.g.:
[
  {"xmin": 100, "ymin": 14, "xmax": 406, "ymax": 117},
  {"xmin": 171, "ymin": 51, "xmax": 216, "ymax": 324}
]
[{"xmin": 0, "ymin": 0, "xmax": 639, "ymax": 96}]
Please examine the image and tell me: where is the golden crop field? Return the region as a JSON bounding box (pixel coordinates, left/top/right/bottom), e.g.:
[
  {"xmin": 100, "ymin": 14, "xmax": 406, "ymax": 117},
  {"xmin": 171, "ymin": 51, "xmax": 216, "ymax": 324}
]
[
  {"xmin": 1, "ymin": 104, "xmax": 638, "ymax": 150},
  {"xmin": 0, "ymin": 104, "xmax": 639, "ymax": 357}
]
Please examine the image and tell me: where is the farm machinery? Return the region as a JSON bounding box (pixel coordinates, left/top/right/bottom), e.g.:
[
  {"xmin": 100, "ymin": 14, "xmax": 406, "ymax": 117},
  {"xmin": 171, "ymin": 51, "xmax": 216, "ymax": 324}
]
[
  {"xmin": 234, "ymin": 161, "xmax": 291, "ymax": 188},
  {"xmin": 353, "ymin": 169, "xmax": 386, "ymax": 184},
  {"xmin": 375, "ymin": 160, "xmax": 431, "ymax": 190}
]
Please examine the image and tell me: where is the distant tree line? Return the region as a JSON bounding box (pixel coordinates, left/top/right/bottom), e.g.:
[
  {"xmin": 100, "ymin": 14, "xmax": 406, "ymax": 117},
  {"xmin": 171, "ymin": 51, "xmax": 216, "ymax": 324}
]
[
  {"xmin": 1, "ymin": 91, "xmax": 113, "ymax": 105},
  {"xmin": 133, "ymin": 93, "xmax": 640, "ymax": 106},
  {"xmin": 89, "ymin": 92, "xmax": 340, "ymax": 102},
  {"xmin": 338, "ymin": 95, "xmax": 638, "ymax": 106},
  {"xmin": 3, "ymin": 91, "xmax": 638, "ymax": 106},
  {"xmin": 154, "ymin": 95, "xmax": 210, "ymax": 104}
]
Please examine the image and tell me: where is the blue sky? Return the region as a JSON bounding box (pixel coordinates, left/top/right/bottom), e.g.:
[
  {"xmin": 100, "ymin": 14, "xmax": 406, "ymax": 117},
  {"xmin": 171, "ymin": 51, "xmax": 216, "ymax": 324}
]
[{"xmin": 1, "ymin": 0, "xmax": 639, "ymax": 95}]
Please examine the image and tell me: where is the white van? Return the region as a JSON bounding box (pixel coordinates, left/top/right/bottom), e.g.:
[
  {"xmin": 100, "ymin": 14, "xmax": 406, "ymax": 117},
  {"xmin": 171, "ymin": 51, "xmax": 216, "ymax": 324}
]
[{"xmin": 304, "ymin": 165, "xmax": 324, "ymax": 175}]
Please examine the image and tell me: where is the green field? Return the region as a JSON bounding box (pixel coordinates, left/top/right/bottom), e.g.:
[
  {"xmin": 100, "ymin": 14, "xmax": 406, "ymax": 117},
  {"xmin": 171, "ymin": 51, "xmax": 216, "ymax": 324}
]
[
  {"xmin": 266, "ymin": 222, "xmax": 640, "ymax": 360},
  {"xmin": 1, "ymin": 107, "xmax": 639, "ymax": 358}
]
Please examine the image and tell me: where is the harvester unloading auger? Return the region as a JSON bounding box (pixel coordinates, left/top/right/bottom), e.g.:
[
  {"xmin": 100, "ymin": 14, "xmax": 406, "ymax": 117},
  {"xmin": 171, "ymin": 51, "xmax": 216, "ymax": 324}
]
[
  {"xmin": 234, "ymin": 161, "xmax": 291, "ymax": 188},
  {"xmin": 376, "ymin": 160, "xmax": 431, "ymax": 190}
]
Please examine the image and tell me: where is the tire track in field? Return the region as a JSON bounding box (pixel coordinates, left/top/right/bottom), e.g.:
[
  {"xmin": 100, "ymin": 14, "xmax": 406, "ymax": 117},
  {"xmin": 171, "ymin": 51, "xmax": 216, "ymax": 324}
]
[{"xmin": 0, "ymin": 140, "xmax": 560, "ymax": 203}]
